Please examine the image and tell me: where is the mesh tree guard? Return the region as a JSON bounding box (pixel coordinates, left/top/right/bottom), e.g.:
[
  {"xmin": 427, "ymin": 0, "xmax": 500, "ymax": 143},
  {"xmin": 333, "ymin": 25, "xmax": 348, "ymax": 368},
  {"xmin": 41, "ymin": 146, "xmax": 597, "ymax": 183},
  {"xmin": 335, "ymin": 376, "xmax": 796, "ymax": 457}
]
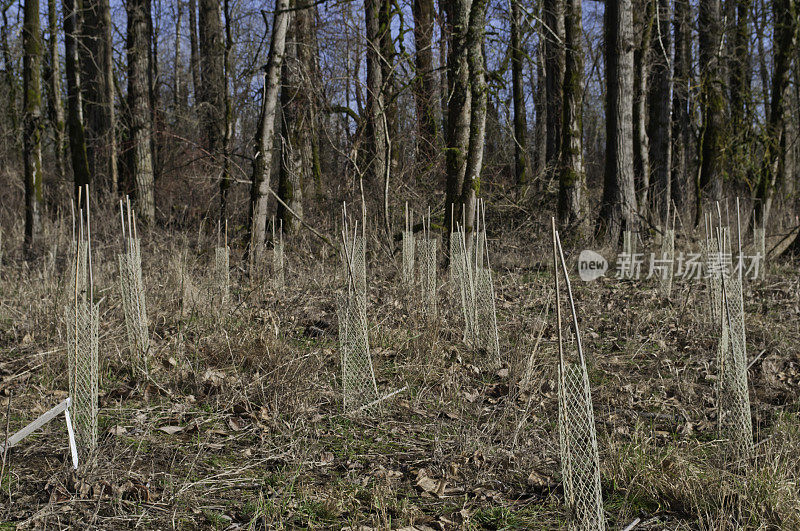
[
  {"xmin": 475, "ymin": 267, "xmax": 501, "ymax": 365},
  {"xmin": 718, "ymin": 274, "xmax": 753, "ymax": 461},
  {"xmin": 417, "ymin": 238, "xmax": 438, "ymax": 319},
  {"xmin": 351, "ymin": 234, "xmax": 367, "ymax": 312},
  {"xmin": 402, "ymin": 230, "xmax": 415, "ymax": 285},
  {"xmin": 118, "ymin": 238, "xmax": 149, "ymax": 374},
  {"xmin": 66, "ymin": 300, "xmax": 99, "ymax": 452},
  {"xmin": 338, "ymin": 288, "xmax": 380, "ymax": 413},
  {"xmin": 449, "ymin": 230, "xmax": 465, "ymax": 297},
  {"xmin": 272, "ymin": 239, "xmax": 285, "ymax": 292},
  {"xmin": 456, "ymin": 236, "xmax": 478, "ymax": 345},
  {"xmin": 339, "ymin": 221, "xmax": 379, "ymax": 414},
  {"xmin": 214, "ymin": 246, "xmax": 230, "ymax": 304},
  {"xmin": 552, "ymin": 221, "xmax": 605, "ymax": 531},
  {"xmin": 754, "ymin": 227, "xmax": 765, "ymax": 279},
  {"xmin": 558, "ymin": 362, "xmax": 606, "ymax": 530},
  {"xmin": 659, "ymin": 229, "xmax": 675, "ymax": 296},
  {"xmin": 704, "ymin": 237, "xmax": 722, "ymax": 327}
]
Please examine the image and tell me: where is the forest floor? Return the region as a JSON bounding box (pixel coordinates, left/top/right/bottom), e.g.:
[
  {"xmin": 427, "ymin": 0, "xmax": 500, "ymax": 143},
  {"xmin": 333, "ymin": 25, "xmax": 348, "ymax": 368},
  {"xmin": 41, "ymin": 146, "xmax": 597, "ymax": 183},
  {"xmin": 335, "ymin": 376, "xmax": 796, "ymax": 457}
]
[{"xmin": 1, "ymin": 201, "xmax": 800, "ymax": 529}]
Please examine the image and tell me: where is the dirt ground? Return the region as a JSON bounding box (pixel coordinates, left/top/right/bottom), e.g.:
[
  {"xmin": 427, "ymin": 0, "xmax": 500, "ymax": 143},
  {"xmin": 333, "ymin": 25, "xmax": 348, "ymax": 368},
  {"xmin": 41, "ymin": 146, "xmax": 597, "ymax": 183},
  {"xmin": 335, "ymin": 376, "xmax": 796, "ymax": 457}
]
[{"xmin": 1, "ymin": 203, "xmax": 799, "ymax": 529}]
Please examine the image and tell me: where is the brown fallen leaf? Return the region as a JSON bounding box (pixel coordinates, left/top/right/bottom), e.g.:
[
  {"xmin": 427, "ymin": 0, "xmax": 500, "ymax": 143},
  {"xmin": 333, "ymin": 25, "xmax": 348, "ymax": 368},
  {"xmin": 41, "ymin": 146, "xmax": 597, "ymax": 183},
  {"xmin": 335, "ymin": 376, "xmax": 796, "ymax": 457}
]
[{"xmin": 108, "ymin": 425, "xmax": 127, "ymax": 436}]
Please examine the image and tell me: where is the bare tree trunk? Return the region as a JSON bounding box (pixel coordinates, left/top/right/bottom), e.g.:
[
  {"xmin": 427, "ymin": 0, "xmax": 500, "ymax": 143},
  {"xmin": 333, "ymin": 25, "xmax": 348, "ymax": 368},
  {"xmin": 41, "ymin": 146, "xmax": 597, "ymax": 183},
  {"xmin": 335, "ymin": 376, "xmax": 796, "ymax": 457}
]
[
  {"xmin": 647, "ymin": 0, "xmax": 671, "ymax": 223},
  {"xmin": 127, "ymin": 0, "xmax": 156, "ymax": 222},
  {"xmin": 379, "ymin": 0, "xmax": 397, "ymax": 175},
  {"xmin": 248, "ymin": 0, "xmax": 290, "ymax": 260},
  {"xmin": 697, "ymin": 0, "xmax": 724, "ymax": 223},
  {"xmin": 221, "ymin": 0, "xmax": 233, "ymax": 222},
  {"xmin": 365, "ymin": 0, "xmax": 387, "ymax": 189},
  {"xmin": 557, "ymin": 0, "xmax": 586, "ymax": 238},
  {"xmin": 174, "ymin": 1, "xmax": 183, "ymax": 110},
  {"xmin": 510, "ymin": 0, "xmax": 529, "ymax": 188},
  {"xmin": 413, "ymin": 0, "xmax": 439, "ymax": 163},
  {"xmin": 598, "ymin": 0, "xmax": 638, "ymax": 243},
  {"xmin": 671, "ymin": 0, "xmax": 691, "ymax": 216},
  {"xmin": 543, "ymin": 0, "xmax": 564, "ymax": 168},
  {"xmin": 532, "ymin": 9, "xmax": 547, "ymax": 185},
  {"xmin": 443, "ymin": 0, "xmax": 471, "ymax": 236},
  {"xmin": 189, "ymin": 0, "xmax": 200, "ymax": 104},
  {"xmin": 752, "ymin": 0, "xmax": 797, "ymax": 228},
  {"xmin": 64, "ymin": 0, "xmax": 91, "ymax": 199},
  {"xmin": 459, "ymin": 0, "xmax": 489, "ymax": 236},
  {"xmin": 45, "ymin": 0, "xmax": 66, "ymax": 185},
  {"xmin": 198, "ymin": 0, "xmax": 227, "ymax": 219},
  {"xmin": 278, "ymin": 0, "xmax": 316, "ymax": 232},
  {"xmin": 45, "ymin": 0, "xmax": 66, "ymax": 183},
  {"xmin": 2, "ymin": 4, "xmax": 20, "ymax": 157},
  {"xmin": 632, "ymin": 0, "xmax": 653, "ymax": 211},
  {"xmin": 23, "ymin": 0, "xmax": 43, "ymax": 257},
  {"xmin": 82, "ymin": 0, "xmax": 118, "ymax": 196}
]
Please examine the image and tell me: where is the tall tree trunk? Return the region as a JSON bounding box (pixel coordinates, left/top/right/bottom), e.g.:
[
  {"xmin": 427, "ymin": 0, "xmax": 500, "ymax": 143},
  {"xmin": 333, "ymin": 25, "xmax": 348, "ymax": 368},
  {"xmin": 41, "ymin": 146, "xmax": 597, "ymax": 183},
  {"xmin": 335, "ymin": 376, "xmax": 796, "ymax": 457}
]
[
  {"xmin": 728, "ymin": 0, "xmax": 751, "ymax": 188},
  {"xmin": 2, "ymin": 4, "xmax": 20, "ymax": 156},
  {"xmin": 697, "ymin": 0, "xmax": 724, "ymax": 223},
  {"xmin": 127, "ymin": 0, "xmax": 156, "ymax": 222},
  {"xmin": 413, "ymin": 0, "xmax": 439, "ymax": 163},
  {"xmin": 188, "ymin": 0, "xmax": 200, "ymax": 103},
  {"xmin": 598, "ymin": 0, "xmax": 638, "ymax": 243},
  {"xmin": 248, "ymin": 0, "xmax": 290, "ymax": 260},
  {"xmin": 23, "ymin": 0, "xmax": 43, "ymax": 257},
  {"xmin": 198, "ymin": 0, "xmax": 227, "ymax": 219},
  {"xmin": 752, "ymin": 0, "xmax": 797, "ymax": 228},
  {"xmin": 557, "ymin": 0, "xmax": 586, "ymax": 237},
  {"xmin": 443, "ymin": 0, "xmax": 471, "ymax": 236},
  {"xmin": 81, "ymin": 0, "xmax": 118, "ymax": 196},
  {"xmin": 543, "ymin": 0, "xmax": 565, "ymax": 167},
  {"xmin": 632, "ymin": 0, "xmax": 653, "ymax": 211},
  {"xmin": 46, "ymin": 0, "xmax": 66, "ymax": 183},
  {"xmin": 221, "ymin": 0, "xmax": 233, "ymax": 222},
  {"xmin": 647, "ymin": 0, "xmax": 671, "ymax": 223},
  {"xmin": 365, "ymin": 0, "xmax": 387, "ymax": 186},
  {"xmin": 459, "ymin": 0, "xmax": 489, "ymax": 236},
  {"xmin": 174, "ymin": 1, "xmax": 184, "ymax": 110},
  {"xmin": 510, "ymin": 0, "xmax": 529, "ymax": 188},
  {"xmin": 64, "ymin": 0, "xmax": 91, "ymax": 200},
  {"xmin": 379, "ymin": 0, "xmax": 397, "ymax": 174},
  {"xmin": 532, "ymin": 10, "xmax": 547, "ymax": 184},
  {"xmin": 278, "ymin": 0, "xmax": 316, "ymax": 232},
  {"xmin": 671, "ymin": 0, "xmax": 691, "ymax": 216}
]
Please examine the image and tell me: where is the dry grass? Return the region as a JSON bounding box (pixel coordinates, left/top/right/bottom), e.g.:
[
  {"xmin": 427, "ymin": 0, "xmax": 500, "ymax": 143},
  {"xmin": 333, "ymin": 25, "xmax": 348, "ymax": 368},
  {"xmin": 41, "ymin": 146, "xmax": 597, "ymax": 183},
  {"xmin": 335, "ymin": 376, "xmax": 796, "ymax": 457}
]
[{"xmin": 0, "ymin": 199, "xmax": 799, "ymax": 529}]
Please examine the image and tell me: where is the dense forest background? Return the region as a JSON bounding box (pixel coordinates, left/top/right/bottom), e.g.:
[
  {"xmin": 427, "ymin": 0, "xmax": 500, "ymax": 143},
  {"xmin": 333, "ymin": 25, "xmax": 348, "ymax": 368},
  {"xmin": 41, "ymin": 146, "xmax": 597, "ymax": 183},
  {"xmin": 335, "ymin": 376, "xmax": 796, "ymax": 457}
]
[{"xmin": 0, "ymin": 0, "xmax": 798, "ymax": 253}]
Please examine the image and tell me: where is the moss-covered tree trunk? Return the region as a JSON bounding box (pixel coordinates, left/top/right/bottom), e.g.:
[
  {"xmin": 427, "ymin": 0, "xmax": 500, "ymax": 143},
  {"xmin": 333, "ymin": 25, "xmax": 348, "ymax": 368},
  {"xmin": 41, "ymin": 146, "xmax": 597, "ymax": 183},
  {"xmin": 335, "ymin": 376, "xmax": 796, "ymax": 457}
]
[
  {"xmin": 557, "ymin": 0, "xmax": 586, "ymax": 238},
  {"xmin": 23, "ymin": 0, "xmax": 43, "ymax": 257}
]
